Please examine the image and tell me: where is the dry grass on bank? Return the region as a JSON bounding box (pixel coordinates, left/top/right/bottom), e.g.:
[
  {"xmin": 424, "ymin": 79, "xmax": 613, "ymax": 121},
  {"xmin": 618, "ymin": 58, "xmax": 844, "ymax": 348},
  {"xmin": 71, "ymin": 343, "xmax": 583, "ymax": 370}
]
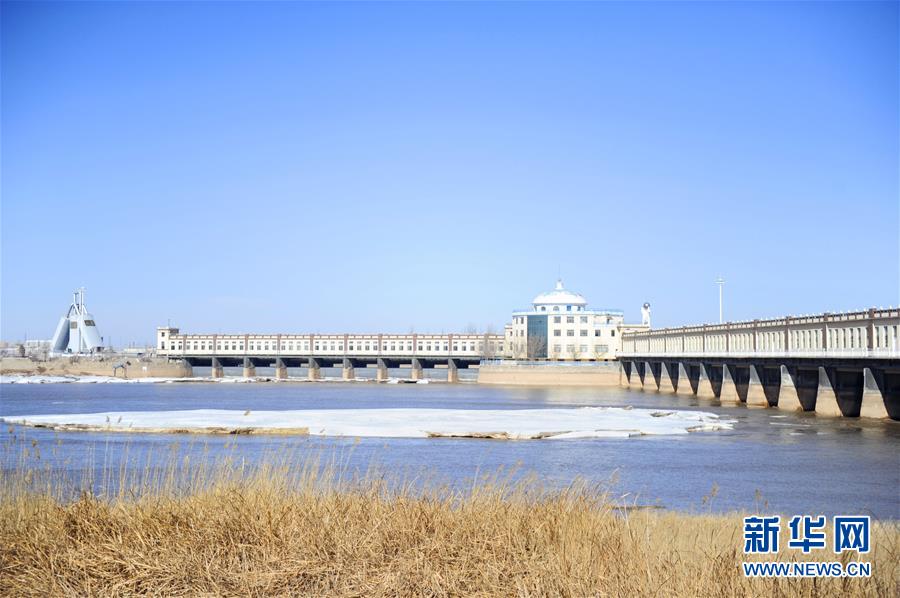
[{"xmin": 0, "ymin": 455, "xmax": 897, "ymax": 597}]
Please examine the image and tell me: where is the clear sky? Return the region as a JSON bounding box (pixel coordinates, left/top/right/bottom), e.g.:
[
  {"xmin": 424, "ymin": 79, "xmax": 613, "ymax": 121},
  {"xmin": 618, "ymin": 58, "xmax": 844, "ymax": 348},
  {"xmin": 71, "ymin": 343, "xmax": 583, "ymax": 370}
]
[{"xmin": 2, "ymin": 1, "xmax": 897, "ymax": 346}]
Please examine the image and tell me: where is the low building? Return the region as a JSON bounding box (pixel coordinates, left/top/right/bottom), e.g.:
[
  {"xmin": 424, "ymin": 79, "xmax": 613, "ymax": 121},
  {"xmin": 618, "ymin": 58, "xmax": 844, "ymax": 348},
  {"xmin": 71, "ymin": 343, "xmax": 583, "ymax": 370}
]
[{"xmin": 504, "ymin": 280, "xmax": 649, "ymax": 360}]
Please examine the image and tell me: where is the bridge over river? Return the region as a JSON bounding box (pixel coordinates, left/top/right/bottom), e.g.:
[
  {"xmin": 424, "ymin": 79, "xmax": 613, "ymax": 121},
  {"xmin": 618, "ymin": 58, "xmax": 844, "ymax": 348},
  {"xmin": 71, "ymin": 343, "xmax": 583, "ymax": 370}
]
[
  {"xmin": 619, "ymin": 308, "xmax": 900, "ymax": 420},
  {"xmin": 156, "ymin": 327, "xmax": 504, "ymax": 382}
]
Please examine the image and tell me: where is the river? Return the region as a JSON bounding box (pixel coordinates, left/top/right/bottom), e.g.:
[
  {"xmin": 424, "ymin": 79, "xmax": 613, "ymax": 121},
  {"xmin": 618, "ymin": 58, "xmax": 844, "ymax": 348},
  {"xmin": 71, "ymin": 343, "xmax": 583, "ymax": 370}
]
[{"xmin": 1, "ymin": 379, "xmax": 897, "ymax": 518}]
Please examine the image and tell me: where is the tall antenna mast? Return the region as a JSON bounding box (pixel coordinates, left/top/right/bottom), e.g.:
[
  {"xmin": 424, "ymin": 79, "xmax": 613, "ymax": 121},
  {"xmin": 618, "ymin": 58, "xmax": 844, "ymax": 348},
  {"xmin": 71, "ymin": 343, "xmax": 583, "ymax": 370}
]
[{"xmin": 715, "ymin": 277, "xmax": 725, "ymax": 323}]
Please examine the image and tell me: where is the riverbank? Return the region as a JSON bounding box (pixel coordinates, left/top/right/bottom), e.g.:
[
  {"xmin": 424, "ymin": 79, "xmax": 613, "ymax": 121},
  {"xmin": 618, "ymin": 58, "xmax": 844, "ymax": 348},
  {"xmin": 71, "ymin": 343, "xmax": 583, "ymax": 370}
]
[
  {"xmin": 0, "ymin": 356, "xmax": 191, "ymax": 379},
  {"xmin": 1, "ymin": 461, "xmax": 895, "ymax": 597}
]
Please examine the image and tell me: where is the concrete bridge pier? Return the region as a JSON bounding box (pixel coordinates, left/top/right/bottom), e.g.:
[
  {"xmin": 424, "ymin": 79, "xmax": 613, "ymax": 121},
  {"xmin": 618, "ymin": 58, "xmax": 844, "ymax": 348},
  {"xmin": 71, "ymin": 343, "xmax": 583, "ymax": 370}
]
[
  {"xmin": 274, "ymin": 358, "xmax": 288, "ymax": 380},
  {"xmin": 675, "ymin": 362, "xmax": 694, "ymax": 397},
  {"xmin": 659, "ymin": 362, "xmax": 678, "ymax": 393},
  {"xmin": 688, "ymin": 363, "xmax": 716, "ymax": 399},
  {"xmin": 720, "ymin": 364, "xmax": 743, "ymax": 404},
  {"xmin": 865, "ymin": 367, "xmax": 896, "ymax": 419},
  {"xmin": 777, "ymin": 365, "xmax": 802, "ymax": 412},
  {"xmin": 628, "ymin": 361, "xmax": 640, "ymax": 387},
  {"xmin": 342, "ymin": 358, "xmax": 355, "ymax": 381},
  {"xmin": 307, "ymin": 358, "xmax": 321, "ymax": 381},
  {"xmin": 643, "ymin": 361, "xmax": 661, "ymax": 392},
  {"xmin": 211, "ymin": 357, "xmax": 224, "ymax": 379},
  {"xmin": 744, "ymin": 365, "xmax": 769, "ymax": 407},
  {"xmin": 376, "ymin": 358, "xmax": 389, "ymax": 382},
  {"xmin": 754, "ymin": 365, "xmax": 781, "ymax": 407},
  {"xmin": 242, "ymin": 357, "xmax": 256, "ymax": 379},
  {"xmin": 634, "ymin": 361, "xmax": 646, "ymax": 388},
  {"xmin": 411, "ymin": 358, "xmax": 424, "ymax": 381},
  {"xmin": 822, "ymin": 366, "xmax": 868, "ymax": 418},
  {"xmin": 700, "ymin": 362, "xmax": 723, "ymax": 400},
  {"xmin": 177, "ymin": 361, "xmax": 194, "ymax": 378},
  {"xmin": 448, "ymin": 358, "xmax": 459, "ymax": 383},
  {"xmin": 780, "ymin": 365, "xmax": 818, "ymax": 412},
  {"xmin": 813, "ymin": 367, "xmax": 841, "ymax": 417}
]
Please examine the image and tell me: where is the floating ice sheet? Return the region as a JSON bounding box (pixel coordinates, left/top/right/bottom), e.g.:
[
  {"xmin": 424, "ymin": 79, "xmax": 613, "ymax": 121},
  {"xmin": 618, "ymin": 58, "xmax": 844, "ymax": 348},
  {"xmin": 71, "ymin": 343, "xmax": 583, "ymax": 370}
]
[{"xmin": 3, "ymin": 407, "xmax": 735, "ymax": 439}]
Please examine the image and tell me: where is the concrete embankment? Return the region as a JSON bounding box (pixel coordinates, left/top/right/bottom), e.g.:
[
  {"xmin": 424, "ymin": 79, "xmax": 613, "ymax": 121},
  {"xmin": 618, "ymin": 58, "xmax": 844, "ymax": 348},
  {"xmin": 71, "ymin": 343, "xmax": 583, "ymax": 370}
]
[
  {"xmin": 0, "ymin": 356, "xmax": 191, "ymax": 379},
  {"xmin": 477, "ymin": 362, "xmax": 620, "ymax": 386}
]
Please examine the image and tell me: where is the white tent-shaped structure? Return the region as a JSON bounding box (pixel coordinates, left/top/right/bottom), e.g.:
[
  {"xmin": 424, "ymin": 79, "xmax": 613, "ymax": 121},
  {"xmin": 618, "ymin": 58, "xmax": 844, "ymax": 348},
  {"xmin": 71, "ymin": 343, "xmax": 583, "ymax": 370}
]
[{"xmin": 50, "ymin": 288, "xmax": 103, "ymax": 354}]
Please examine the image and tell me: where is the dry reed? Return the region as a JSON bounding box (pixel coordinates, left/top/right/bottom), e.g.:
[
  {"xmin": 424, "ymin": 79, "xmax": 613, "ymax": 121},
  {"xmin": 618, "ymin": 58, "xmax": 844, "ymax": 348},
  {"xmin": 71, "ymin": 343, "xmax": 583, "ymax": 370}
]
[{"xmin": 0, "ymin": 440, "xmax": 897, "ymax": 597}]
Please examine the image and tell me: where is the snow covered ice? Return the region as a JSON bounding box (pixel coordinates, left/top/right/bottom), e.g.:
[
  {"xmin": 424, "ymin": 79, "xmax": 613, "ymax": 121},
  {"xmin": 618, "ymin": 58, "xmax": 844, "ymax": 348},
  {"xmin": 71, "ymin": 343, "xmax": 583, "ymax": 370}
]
[{"xmin": 3, "ymin": 407, "xmax": 734, "ymax": 439}]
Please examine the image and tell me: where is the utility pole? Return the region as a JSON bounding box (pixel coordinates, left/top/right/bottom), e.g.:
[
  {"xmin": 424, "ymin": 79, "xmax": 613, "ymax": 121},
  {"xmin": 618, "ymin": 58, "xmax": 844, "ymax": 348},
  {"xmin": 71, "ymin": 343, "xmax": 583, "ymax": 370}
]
[{"xmin": 716, "ymin": 277, "xmax": 725, "ymax": 323}]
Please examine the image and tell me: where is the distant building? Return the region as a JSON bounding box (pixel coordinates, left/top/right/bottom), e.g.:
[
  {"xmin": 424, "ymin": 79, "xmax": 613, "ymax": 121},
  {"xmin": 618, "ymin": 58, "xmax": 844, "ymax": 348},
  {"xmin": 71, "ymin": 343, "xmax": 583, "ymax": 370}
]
[
  {"xmin": 504, "ymin": 280, "xmax": 649, "ymax": 360},
  {"xmin": 121, "ymin": 346, "xmax": 154, "ymax": 357},
  {"xmin": 50, "ymin": 288, "xmax": 103, "ymax": 354}
]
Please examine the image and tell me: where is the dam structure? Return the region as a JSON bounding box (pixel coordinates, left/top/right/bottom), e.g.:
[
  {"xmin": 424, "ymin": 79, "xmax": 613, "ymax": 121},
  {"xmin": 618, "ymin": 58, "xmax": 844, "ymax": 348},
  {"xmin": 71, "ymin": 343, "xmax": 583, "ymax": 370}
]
[
  {"xmin": 619, "ymin": 308, "xmax": 900, "ymax": 420},
  {"xmin": 156, "ymin": 328, "xmax": 504, "ymax": 382}
]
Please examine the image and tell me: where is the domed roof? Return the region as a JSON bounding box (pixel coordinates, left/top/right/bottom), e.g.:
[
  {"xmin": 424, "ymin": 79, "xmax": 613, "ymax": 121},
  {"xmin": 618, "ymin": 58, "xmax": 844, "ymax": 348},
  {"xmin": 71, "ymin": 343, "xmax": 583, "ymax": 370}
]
[{"xmin": 532, "ymin": 280, "xmax": 587, "ymax": 307}]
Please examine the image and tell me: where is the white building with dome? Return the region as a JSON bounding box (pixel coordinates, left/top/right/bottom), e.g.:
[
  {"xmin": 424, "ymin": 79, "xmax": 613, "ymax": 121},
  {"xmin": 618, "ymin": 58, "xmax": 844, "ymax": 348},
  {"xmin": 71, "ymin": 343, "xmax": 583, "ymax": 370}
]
[{"xmin": 504, "ymin": 280, "xmax": 649, "ymax": 360}]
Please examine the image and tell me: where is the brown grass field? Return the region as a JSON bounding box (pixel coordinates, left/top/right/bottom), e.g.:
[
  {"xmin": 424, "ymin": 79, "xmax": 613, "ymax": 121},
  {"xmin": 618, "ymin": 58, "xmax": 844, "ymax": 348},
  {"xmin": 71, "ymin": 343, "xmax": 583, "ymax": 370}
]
[{"xmin": 0, "ymin": 443, "xmax": 897, "ymax": 597}]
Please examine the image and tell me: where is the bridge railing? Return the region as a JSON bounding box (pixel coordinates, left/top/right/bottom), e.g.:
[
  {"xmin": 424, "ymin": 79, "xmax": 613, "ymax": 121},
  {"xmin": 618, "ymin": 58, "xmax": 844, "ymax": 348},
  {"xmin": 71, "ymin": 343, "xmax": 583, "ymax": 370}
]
[
  {"xmin": 620, "ymin": 307, "xmax": 900, "ymax": 359},
  {"xmin": 618, "ymin": 348, "xmax": 899, "ymax": 359}
]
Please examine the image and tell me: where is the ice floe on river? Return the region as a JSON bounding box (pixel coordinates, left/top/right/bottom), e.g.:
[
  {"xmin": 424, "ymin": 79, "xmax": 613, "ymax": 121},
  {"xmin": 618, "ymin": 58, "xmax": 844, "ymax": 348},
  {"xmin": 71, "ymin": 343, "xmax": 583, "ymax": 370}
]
[{"xmin": 2, "ymin": 407, "xmax": 735, "ymax": 439}]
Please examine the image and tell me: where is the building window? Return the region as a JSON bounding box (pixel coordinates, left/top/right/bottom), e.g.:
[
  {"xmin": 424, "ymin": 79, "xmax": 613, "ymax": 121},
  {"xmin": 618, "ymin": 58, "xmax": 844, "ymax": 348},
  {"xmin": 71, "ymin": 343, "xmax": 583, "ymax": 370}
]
[
  {"xmin": 566, "ymin": 305, "xmax": 571, "ymax": 311},
  {"xmin": 552, "ymin": 306, "xmax": 559, "ymax": 311},
  {"xmin": 566, "ymin": 330, "xmax": 574, "ymax": 337},
  {"xmin": 554, "ymin": 316, "xmax": 561, "ymax": 323},
  {"xmin": 567, "ymin": 316, "xmax": 574, "ymax": 323},
  {"xmin": 611, "ymin": 330, "xmax": 616, "ymax": 337},
  {"xmin": 579, "ymin": 345, "xmax": 587, "ymax": 353},
  {"xmin": 553, "ymin": 344, "xmax": 561, "ymax": 353},
  {"xmin": 580, "ymin": 316, "xmax": 588, "ymax": 323},
  {"xmin": 553, "ymin": 330, "xmax": 561, "ymax": 337},
  {"xmin": 594, "ymin": 330, "xmax": 602, "ymax": 337},
  {"xmin": 580, "ymin": 330, "xmax": 588, "ymax": 337}
]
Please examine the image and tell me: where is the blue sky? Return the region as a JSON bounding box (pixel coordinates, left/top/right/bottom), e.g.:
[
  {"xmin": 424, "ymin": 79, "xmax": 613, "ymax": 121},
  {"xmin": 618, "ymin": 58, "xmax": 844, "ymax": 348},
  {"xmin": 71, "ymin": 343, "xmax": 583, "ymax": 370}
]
[{"xmin": 2, "ymin": 1, "xmax": 897, "ymax": 345}]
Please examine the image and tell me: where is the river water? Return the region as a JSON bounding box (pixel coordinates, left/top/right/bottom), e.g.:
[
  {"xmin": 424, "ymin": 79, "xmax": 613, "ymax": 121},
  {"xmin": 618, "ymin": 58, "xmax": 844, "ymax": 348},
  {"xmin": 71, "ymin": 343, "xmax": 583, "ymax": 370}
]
[{"xmin": 1, "ymin": 379, "xmax": 897, "ymax": 518}]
